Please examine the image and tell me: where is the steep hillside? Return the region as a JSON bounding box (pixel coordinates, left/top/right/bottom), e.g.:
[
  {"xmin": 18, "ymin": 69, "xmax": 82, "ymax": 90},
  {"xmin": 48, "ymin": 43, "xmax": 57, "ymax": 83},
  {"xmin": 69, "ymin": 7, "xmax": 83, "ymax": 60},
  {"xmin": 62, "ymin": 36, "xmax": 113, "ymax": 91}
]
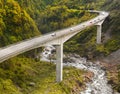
[
  {"xmin": 0, "ymin": 0, "xmax": 40, "ymax": 46},
  {"xmin": 15, "ymin": 0, "xmax": 105, "ymax": 34},
  {"xmin": 0, "ymin": 57, "xmax": 89, "ymax": 94}
]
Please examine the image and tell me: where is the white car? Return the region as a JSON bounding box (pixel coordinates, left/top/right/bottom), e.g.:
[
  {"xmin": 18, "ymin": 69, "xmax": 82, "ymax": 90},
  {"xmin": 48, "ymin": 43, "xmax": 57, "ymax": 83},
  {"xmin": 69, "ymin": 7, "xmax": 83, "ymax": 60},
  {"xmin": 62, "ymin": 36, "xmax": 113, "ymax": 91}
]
[
  {"xmin": 51, "ymin": 33, "xmax": 56, "ymax": 36},
  {"xmin": 70, "ymin": 28, "xmax": 73, "ymax": 31}
]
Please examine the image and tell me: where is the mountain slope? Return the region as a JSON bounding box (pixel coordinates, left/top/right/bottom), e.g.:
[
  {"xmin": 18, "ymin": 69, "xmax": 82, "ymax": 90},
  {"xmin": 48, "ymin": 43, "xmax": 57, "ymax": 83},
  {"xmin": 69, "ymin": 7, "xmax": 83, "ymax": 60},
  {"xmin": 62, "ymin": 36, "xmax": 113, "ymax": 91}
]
[{"xmin": 0, "ymin": 0, "xmax": 40, "ymax": 46}]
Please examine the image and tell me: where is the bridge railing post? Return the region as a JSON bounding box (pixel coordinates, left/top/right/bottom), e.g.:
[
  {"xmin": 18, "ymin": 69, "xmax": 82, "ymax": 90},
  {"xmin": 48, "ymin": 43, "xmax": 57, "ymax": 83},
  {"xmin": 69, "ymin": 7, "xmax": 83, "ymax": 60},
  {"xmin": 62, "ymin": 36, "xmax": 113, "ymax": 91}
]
[
  {"xmin": 97, "ymin": 25, "xmax": 102, "ymax": 44},
  {"xmin": 55, "ymin": 44, "xmax": 63, "ymax": 82}
]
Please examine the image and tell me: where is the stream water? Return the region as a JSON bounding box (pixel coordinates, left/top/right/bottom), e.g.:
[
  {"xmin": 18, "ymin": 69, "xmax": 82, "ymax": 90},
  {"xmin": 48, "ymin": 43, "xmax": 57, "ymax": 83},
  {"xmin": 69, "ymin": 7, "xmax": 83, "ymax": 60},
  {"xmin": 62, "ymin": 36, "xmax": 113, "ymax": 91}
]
[
  {"xmin": 40, "ymin": 45, "xmax": 113, "ymax": 94},
  {"xmin": 64, "ymin": 55, "xmax": 113, "ymax": 94}
]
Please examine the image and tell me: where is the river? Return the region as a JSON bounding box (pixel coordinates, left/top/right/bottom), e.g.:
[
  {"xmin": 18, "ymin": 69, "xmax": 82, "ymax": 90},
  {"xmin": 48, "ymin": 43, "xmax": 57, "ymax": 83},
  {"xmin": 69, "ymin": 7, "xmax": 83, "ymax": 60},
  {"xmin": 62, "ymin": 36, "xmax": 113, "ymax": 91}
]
[{"xmin": 40, "ymin": 45, "xmax": 113, "ymax": 94}]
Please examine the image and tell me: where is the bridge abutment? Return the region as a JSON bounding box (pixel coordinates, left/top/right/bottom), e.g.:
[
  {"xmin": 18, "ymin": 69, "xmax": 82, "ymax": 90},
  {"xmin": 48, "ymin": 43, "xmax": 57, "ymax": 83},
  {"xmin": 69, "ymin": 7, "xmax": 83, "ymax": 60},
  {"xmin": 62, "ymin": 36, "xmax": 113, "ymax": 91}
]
[{"xmin": 55, "ymin": 44, "xmax": 63, "ymax": 82}]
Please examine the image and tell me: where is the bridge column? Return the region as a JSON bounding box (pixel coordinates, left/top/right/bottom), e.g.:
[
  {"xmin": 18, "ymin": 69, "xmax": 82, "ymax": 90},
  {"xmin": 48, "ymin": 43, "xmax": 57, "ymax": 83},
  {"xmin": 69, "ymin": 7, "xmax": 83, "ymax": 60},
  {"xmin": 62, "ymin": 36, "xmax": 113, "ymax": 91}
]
[
  {"xmin": 97, "ymin": 25, "xmax": 102, "ymax": 44},
  {"xmin": 56, "ymin": 44, "xmax": 63, "ymax": 82}
]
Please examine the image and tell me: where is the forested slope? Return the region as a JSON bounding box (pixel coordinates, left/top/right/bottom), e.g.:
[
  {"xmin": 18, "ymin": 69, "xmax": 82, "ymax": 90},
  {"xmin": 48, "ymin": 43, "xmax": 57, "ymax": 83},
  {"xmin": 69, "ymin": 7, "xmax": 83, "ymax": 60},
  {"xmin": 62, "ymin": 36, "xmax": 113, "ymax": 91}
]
[{"xmin": 0, "ymin": 0, "xmax": 40, "ymax": 46}]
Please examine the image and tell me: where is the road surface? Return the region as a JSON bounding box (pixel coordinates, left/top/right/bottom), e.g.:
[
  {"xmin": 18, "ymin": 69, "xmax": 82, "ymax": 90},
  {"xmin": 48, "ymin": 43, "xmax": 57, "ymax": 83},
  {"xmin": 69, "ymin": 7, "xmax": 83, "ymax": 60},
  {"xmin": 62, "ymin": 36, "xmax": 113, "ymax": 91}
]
[{"xmin": 0, "ymin": 11, "xmax": 109, "ymax": 63}]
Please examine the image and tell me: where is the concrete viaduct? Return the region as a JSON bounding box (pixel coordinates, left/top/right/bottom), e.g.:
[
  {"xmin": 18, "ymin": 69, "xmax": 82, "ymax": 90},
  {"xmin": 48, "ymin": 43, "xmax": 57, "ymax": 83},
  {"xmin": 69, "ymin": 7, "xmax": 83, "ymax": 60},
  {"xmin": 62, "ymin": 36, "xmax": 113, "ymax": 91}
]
[{"xmin": 0, "ymin": 11, "xmax": 109, "ymax": 82}]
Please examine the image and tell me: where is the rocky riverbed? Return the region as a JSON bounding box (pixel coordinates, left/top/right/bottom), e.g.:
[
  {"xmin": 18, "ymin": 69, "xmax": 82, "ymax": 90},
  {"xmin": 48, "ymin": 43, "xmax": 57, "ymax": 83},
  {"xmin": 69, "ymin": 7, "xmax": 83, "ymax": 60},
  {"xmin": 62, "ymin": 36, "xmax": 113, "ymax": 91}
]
[
  {"xmin": 40, "ymin": 45, "xmax": 115, "ymax": 94},
  {"xmin": 63, "ymin": 54, "xmax": 113, "ymax": 94}
]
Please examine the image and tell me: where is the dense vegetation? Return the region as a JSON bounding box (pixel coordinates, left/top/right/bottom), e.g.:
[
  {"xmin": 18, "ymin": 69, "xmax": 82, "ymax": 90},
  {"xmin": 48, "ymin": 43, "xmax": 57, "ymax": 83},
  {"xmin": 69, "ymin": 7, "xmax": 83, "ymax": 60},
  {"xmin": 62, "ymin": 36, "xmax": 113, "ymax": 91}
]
[
  {"xmin": 0, "ymin": 57, "xmax": 87, "ymax": 94},
  {"xmin": 0, "ymin": 0, "xmax": 40, "ymax": 46},
  {"xmin": 0, "ymin": 0, "xmax": 120, "ymax": 93}
]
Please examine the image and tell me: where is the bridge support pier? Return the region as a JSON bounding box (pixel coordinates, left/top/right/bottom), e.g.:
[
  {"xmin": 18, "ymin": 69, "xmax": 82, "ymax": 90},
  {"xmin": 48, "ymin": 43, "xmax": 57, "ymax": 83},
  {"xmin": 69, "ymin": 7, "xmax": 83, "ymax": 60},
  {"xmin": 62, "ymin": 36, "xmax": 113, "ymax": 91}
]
[
  {"xmin": 56, "ymin": 44, "xmax": 63, "ymax": 82},
  {"xmin": 97, "ymin": 25, "xmax": 102, "ymax": 44}
]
